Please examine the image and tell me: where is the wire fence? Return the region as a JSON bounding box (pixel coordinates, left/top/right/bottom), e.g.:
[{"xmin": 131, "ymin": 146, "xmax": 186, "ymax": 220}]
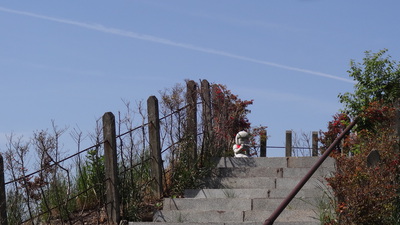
[
  {"xmin": 0, "ymin": 79, "xmax": 317, "ymax": 225},
  {"xmin": 0, "ymin": 80, "xmax": 212, "ymax": 224},
  {"xmin": 0, "ymin": 100, "xmax": 192, "ymax": 225}
]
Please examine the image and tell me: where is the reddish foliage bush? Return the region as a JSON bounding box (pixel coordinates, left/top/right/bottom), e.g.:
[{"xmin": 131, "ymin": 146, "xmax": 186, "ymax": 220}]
[
  {"xmin": 319, "ymin": 113, "xmax": 352, "ymax": 155},
  {"xmin": 320, "ymin": 101, "xmax": 400, "ymax": 224},
  {"xmin": 211, "ymin": 84, "xmax": 254, "ymax": 156},
  {"xmin": 211, "ymin": 84, "xmax": 267, "ymax": 157}
]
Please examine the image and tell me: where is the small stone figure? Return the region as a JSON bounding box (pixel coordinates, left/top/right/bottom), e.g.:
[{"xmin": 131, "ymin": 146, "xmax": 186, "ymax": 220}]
[{"xmin": 233, "ymin": 131, "xmax": 251, "ymax": 157}]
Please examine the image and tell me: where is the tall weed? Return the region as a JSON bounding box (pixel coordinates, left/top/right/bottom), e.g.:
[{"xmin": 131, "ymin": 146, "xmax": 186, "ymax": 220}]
[{"xmin": 75, "ymin": 148, "xmax": 105, "ymax": 210}]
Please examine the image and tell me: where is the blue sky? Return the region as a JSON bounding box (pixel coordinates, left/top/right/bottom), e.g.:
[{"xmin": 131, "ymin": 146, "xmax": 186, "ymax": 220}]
[{"xmin": 1, "ymin": 1, "xmax": 399, "ymax": 157}]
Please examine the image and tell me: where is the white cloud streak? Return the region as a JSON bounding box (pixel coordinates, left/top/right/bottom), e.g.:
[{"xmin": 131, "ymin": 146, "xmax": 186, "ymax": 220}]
[{"xmin": 0, "ymin": 6, "xmax": 355, "ymax": 84}]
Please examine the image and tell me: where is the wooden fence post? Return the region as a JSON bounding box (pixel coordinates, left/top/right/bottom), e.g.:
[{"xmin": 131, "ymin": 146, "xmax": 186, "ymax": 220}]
[
  {"xmin": 0, "ymin": 154, "xmax": 7, "ymax": 225},
  {"xmin": 312, "ymin": 131, "xmax": 318, "ymax": 156},
  {"xmin": 147, "ymin": 96, "xmax": 163, "ymax": 199},
  {"xmin": 186, "ymin": 80, "xmax": 198, "ymax": 165},
  {"xmin": 103, "ymin": 112, "xmax": 120, "ymax": 225},
  {"xmin": 201, "ymin": 79, "xmax": 213, "ymax": 159},
  {"xmin": 260, "ymin": 129, "xmax": 267, "ymax": 157},
  {"xmin": 285, "ymin": 130, "xmax": 292, "ymax": 157}
]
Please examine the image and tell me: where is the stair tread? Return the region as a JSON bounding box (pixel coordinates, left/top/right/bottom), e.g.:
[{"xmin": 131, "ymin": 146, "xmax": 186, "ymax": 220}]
[
  {"xmin": 142, "ymin": 157, "xmax": 334, "ymax": 224},
  {"xmin": 204, "ymin": 176, "xmax": 327, "ymax": 189},
  {"xmin": 214, "ymin": 167, "xmax": 334, "ymax": 178},
  {"xmin": 129, "ymin": 222, "xmax": 318, "ymax": 225},
  {"xmin": 153, "ymin": 209, "xmax": 318, "ymax": 223},
  {"xmin": 215, "ymin": 157, "xmax": 335, "ymax": 168},
  {"xmin": 163, "ymin": 197, "xmax": 318, "ymax": 211},
  {"xmin": 185, "ymin": 188, "xmax": 328, "ymax": 199}
]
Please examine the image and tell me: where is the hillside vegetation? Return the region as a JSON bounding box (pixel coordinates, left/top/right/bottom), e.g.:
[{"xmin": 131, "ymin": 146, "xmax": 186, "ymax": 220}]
[
  {"xmin": 320, "ymin": 49, "xmax": 400, "ymax": 224},
  {"xmin": 1, "ymin": 80, "xmax": 265, "ymax": 224}
]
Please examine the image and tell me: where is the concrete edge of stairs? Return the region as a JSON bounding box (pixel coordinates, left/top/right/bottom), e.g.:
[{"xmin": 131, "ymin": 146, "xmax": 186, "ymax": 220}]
[
  {"xmin": 129, "ymin": 222, "xmax": 319, "ymax": 225},
  {"xmin": 214, "ymin": 157, "xmax": 335, "ymax": 169},
  {"xmin": 152, "ymin": 209, "xmax": 319, "ymax": 223}
]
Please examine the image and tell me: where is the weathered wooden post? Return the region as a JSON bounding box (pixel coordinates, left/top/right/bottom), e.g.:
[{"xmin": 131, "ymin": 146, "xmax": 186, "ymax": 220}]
[
  {"xmin": 260, "ymin": 129, "xmax": 267, "ymax": 157},
  {"xmin": 147, "ymin": 96, "xmax": 163, "ymax": 199},
  {"xmin": 102, "ymin": 112, "xmax": 120, "ymax": 225},
  {"xmin": 285, "ymin": 130, "xmax": 292, "ymax": 157},
  {"xmin": 186, "ymin": 80, "xmax": 198, "ymax": 165},
  {"xmin": 211, "ymin": 83, "xmax": 232, "ymax": 155},
  {"xmin": 201, "ymin": 79, "xmax": 213, "ymax": 159},
  {"xmin": 0, "ymin": 154, "xmax": 8, "ymax": 225},
  {"xmin": 312, "ymin": 131, "xmax": 318, "ymax": 156}
]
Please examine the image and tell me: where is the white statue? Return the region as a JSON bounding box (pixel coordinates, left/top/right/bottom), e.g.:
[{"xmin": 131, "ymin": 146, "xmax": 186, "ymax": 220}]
[{"xmin": 233, "ymin": 131, "xmax": 251, "ymax": 157}]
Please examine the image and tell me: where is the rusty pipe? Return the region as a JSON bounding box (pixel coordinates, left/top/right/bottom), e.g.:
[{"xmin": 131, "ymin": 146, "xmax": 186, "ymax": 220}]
[{"xmin": 263, "ymin": 117, "xmax": 358, "ymax": 225}]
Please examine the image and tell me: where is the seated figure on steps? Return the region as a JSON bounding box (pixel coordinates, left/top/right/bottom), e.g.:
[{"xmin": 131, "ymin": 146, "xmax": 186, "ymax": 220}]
[{"xmin": 233, "ymin": 131, "xmax": 251, "ymax": 157}]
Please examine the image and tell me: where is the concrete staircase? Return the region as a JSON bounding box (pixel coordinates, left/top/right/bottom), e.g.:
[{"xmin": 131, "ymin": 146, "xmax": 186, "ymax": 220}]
[{"xmin": 130, "ymin": 157, "xmax": 335, "ymax": 225}]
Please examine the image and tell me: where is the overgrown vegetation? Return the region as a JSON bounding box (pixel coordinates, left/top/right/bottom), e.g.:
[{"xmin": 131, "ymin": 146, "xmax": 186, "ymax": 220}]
[
  {"xmin": 339, "ymin": 48, "xmax": 400, "ymax": 130},
  {"xmin": 319, "ymin": 50, "xmax": 400, "ymax": 224},
  {"xmin": 75, "ymin": 148, "xmax": 105, "ymax": 211},
  {"xmin": 1, "ymin": 79, "xmax": 264, "ymax": 224}
]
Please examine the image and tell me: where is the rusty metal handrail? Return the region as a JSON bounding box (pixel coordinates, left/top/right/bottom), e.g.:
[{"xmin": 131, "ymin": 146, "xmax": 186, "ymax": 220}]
[{"xmin": 263, "ymin": 117, "xmax": 358, "ymax": 225}]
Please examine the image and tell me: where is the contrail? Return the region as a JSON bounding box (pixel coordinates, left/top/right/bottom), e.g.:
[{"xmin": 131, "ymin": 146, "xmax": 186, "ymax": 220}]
[{"xmin": 0, "ymin": 6, "xmax": 355, "ymax": 84}]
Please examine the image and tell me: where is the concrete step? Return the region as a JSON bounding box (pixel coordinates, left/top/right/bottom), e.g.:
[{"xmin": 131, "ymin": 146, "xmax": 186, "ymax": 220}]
[
  {"xmin": 205, "ymin": 177, "xmax": 326, "ymax": 189},
  {"xmin": 130, "ymin": 156, "xmax": 334, "ymax": 224},
  {"xmin": 244, "ymin": 210, "xmax": 318, "ymax": 223},
  {"xmin": 215, "ymin": 157, "xmax": 335, "ymax": 169},
  {"xmin": 252, "ymin": 198, "xmax": 318, "ymax": 211},
  {"xmin": 154, "ymin": 210, "xmax": 243, "ymax": 223},
  {"xmin": 185, "ymin": 188, "xmax": 271, "ymax": 199},
  {"xmin": 267, "ymin": 187, "xmax": 330, "ymax": 199},
  {"xmin": 214, "ymin": 167, "xmax": 334, "ymax": 178},
  {"xmin": 214, "ymin": 167, "xmax": 283, "ymax": 178},
  {"xmin": 163, "ymin": 197, "xmax": 318, "ymax": 211},
  {"xmin": 276, "ymin": 177, "xmax": 327, "ymax": 189},
  {"xmin": 163, "ymin": 198, "xmax": 251, "ymax": 211},
  {"xmin": 280, "ymin": 167, "xmax": 334, "ymax": 178},
  {"xmin": 153, "ymin": 209, "xmax": 318, "ymax": 223},
  {"xmin": 205, "ymin": 177, "xmax": 276, "ymax": 189},
  {"xmin": 286, "ymin": 157, "xmax": 335, "ymax": 169},
  {"xmin": 215, "ymin": 157, "xmax": 287, "ymax": 168},
  {"xmin": 129, "ymin": 222, "xmax": 318, "ymax": 225},
  {"xmin": 184, "ymin": 188, "xmax": 327, "ymax": 199}
]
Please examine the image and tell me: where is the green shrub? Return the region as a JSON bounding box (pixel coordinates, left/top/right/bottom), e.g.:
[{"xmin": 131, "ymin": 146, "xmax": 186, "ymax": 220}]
[
  {"xmin": 6, "ymin": 189, "xmax": 24, "ymax": 225},
  {"xmin": 40, "ymin": 177, "xmax": 76, "ymax": 221},
  {"xmin": 119, "ymin": 156, "xmax": 151, "ymax": 221},
  {"xmin": 75, "ymin": 148, "xmax": 105, "ymax": 210}
]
